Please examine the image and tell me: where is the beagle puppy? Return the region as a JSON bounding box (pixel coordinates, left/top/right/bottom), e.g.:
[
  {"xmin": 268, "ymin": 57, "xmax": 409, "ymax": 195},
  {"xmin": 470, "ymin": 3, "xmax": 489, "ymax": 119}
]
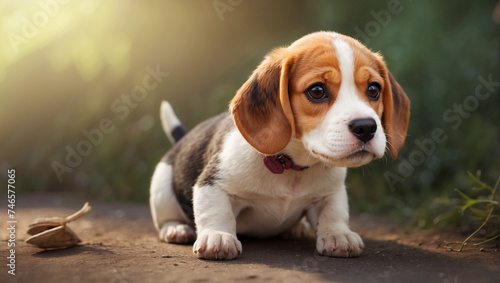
[{"xmin": 150, "ymin": 31, "xmax": 410, "ymax": 260}]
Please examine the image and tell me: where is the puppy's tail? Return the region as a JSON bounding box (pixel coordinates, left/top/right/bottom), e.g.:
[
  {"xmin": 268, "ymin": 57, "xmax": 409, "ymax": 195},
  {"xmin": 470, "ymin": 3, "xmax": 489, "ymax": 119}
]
[{"xmin": 160, "ymin": 101, "xmax": 186, "ymax": 144}]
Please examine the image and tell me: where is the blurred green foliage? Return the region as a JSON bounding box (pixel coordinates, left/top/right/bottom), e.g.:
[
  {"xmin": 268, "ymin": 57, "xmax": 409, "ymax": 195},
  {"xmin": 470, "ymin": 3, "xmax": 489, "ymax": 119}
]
[{"xmin": 1, "ymin": 0, "xmax": 498, "ymax": 229}]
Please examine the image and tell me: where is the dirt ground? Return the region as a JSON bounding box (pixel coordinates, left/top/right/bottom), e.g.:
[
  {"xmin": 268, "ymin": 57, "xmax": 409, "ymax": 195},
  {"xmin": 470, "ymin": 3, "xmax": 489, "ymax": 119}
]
[{"xmin": 1, "ymin": 193, "xmax": 499, "ymax": 283}]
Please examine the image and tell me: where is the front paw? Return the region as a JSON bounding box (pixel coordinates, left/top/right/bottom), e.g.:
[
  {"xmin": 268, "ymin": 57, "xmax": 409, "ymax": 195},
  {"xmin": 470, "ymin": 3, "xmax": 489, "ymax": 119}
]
[
  {"xmin": 316, "ymin": 229, "xmax": 364, "ymax": 257},
  {"xmin": 162, "ymin": 224, "xmax": 196, "ymax": 244},
  {"xmin": 193, "ymin": 230, "xmax": 242, "ymax": 260}
]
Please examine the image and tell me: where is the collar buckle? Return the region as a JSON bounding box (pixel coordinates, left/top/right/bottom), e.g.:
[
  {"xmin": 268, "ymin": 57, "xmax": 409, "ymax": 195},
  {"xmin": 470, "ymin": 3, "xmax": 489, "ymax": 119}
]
[{"xmin": 263, "ymin": 154, "xmax": 308, "ymax": 174}]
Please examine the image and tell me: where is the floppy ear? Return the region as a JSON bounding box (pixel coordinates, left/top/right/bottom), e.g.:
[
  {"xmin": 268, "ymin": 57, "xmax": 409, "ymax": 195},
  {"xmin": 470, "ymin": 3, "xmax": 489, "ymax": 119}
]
[
  {"xmin": 382, "ymin": 71, "xmax": 411, "ymax": 160},
  {"xmin": 230, "ymin": 48, "xmax": 295, "ymax": 155}
]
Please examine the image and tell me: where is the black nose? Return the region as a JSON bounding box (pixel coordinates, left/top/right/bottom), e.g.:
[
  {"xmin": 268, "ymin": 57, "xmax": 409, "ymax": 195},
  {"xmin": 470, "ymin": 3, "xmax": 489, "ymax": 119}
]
[{"xmin": 349, "ymin": 118, "xmax": 377, "ymax": 143}]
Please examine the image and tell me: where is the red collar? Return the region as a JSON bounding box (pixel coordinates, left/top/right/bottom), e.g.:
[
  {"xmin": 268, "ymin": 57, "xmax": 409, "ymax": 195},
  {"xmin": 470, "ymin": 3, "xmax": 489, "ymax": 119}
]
[{"xmin": 263, "ymin": 154, "xmax": 308, "ymax": 174}]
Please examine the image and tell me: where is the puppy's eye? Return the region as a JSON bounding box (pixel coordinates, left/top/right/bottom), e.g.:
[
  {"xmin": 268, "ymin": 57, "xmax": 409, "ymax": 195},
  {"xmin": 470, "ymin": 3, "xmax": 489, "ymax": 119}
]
[
  {"xmin": 366, "ymin": 82, "xmax": 381, "ymax": 100},
  {"xmin": 306, "ymin": 84, "xmax": 327, "ymax": 102}
]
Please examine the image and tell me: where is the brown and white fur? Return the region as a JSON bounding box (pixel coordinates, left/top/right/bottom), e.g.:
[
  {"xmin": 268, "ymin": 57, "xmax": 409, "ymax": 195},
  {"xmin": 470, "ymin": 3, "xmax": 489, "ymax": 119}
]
[{"xmin": 150, "ymin": 31, "xmax": 410, "ymax": 260}]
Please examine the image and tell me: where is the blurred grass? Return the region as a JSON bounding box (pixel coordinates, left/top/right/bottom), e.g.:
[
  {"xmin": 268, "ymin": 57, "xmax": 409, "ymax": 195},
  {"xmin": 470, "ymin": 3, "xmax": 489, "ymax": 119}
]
[
  {"xmin": 443, "ymin": 172, "xmax": 499, "ymax": 251},
  {"xmin": 1, "ymin": 0, "xmax": 499, "ymax": 230}
]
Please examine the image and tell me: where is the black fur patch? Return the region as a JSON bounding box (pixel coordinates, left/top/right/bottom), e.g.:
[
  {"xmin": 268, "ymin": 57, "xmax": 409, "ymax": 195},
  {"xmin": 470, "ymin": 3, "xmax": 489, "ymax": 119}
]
[
  {"xmin": 163, "ymin": 113, "xmax": 234, "ymax": 220},
  {"xmin": 389, "ymin": 73, "xmax": 400, "ymax": 110},
  {"xmin": 248, "ymin": 73, "xmax": 279, "ymax": 115},
  {"xmin": 171, "ymin": 125, "xmax": 187, "ymax": 143}
]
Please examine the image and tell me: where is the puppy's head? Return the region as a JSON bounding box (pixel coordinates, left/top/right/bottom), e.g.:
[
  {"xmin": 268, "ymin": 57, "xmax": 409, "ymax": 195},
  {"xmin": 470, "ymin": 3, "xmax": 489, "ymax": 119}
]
[{"xmin": 230, "ymin": 31, "xmax": 410, "ymax": 167}]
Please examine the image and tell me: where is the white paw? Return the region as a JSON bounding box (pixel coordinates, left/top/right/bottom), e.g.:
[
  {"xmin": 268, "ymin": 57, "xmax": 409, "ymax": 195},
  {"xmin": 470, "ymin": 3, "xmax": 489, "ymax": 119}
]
[
  {"xmin": 192, "ymin": 230, "xmax": 242, "ymax": 260},
  {"xmin": 316, "ymin": 229, "xmax": 364, "ymax": 257},
  {"xmin": 160, "ymin": 224, "xmax": 196, "ymax": 244}
]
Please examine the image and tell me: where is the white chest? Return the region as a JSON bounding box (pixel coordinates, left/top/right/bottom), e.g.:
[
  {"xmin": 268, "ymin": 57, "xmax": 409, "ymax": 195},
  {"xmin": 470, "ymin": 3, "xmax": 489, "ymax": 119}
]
[
  {"xmin": 217, "ymin": 129, "xmax": 347, "ymax": 237},
  {"xmin": 225, "ymin": 165, "xmax": 345, "ymax": 237}
]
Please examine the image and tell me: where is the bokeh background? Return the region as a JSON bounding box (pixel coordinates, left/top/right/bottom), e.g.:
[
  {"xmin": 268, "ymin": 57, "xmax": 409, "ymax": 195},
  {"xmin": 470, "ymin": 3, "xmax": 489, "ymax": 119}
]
[{"xmin": 1, "ymin": 0, "xmax": 499, "ymax": 229}]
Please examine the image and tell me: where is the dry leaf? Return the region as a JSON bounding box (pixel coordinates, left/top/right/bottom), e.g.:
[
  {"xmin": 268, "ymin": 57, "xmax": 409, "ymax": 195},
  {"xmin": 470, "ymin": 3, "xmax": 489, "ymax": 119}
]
[
  {"xmin": 26, "ymin": 202, "xmax": 91, "ymax": 249},
  {"xmin": 26, "ymin": 226, "xmax": 81, "ymax": 249}
]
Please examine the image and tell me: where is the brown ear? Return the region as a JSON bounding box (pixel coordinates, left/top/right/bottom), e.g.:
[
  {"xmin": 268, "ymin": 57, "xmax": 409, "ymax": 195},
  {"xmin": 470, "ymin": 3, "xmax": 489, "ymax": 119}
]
[
  {"xmin": 230, "ymin": 48, "xmax": 295, "ymax": 155},
  {"xmin": 382, "ymin": 72, "xmax": 410, "ymax": 159}
]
